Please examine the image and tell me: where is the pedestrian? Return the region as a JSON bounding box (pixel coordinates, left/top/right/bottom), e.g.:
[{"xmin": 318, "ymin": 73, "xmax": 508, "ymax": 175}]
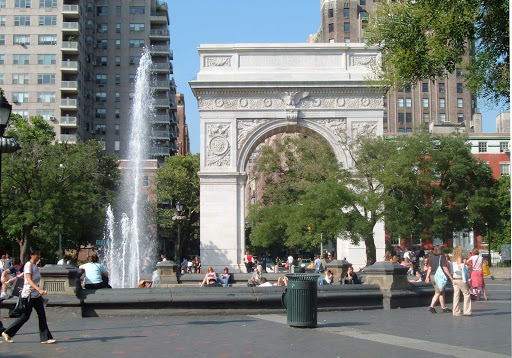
[
  {"xmin": 450, "ymin": 246, "xmax": 472, "ymax": 317},
  {"xmin": 4, "ymin": 254, "xmax": 12, "ymax": 268},
  {"xmin": 243, "ymin": 251, "xmax": 252, "ymax": 273},
  {"xmin": 2, "ymin": 246, "xmax": 56, "ymax": 344},
  {"xmin": 287, "ymin": 254, "xmax": 294, "ymax": 273},
  {"xmin": 314, "ymin": 255, "xmax": 322, "ymax": 273},
  {"xmin": 425, "ymin": 245, "xmax": 454, "ymax": 314},
  {"xmin": 468, "ymin": 248, "xmax": 488, "ymax": 301}
]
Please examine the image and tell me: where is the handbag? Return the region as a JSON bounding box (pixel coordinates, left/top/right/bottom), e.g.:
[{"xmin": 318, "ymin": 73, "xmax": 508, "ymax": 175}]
[
  {"xmin": 434, "ymin": 256, "xmax": 448, "ymax": 291},
  {"xmin": 9, "ymin": 294, "xmax": 30, "ymax": 318},
  {"xmin": 482, "ymin": 261, "xmax": 491, "ymax": 276}
]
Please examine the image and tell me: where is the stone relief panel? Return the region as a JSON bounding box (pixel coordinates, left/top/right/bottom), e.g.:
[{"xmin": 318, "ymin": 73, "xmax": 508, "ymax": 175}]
[
  {"xmin": 205, "ymin": 56, "xmax": 232, "ymax": 67},
  {"xmin": 237, "ymin": 119, "xmax": 271, "ymax": 150},
  {"xmin": 349, "ymin": 55, "xmax": 377, "ymax": 67},
  {"xmin": 351, "ymin": 121, "xmax": 378, "ymax": 138},
  {"xmin": 206, "ymin": 124, "xmax": 231, "ymax": 167},
  {"xmin": 316, "ymin": 118, "xmax": 348, "ymax": 142}
]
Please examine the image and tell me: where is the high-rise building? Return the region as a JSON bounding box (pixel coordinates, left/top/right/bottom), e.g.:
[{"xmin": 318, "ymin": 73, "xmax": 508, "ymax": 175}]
[
  {"xmin": 176, "ymin": 93, "xmax": 189, "ymax": 156},
  {"xmin": 0, "ymin": 0, "xmax": 177, "ymax": 162},
  {"xmin": 309, "ymin": 0, "xmax": 481, "ymax": 134}
]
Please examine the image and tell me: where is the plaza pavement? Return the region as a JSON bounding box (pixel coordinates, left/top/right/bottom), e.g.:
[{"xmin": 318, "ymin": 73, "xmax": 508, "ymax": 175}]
[{"xmin": 0, "ymin": 280, "xmax": 509, "ymax": 358}]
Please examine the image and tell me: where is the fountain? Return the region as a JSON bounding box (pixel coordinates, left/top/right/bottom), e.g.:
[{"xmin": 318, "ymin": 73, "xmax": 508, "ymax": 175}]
[{"xmin": 102, "ymin": 48, "xmax": 157, "ymax": 288}]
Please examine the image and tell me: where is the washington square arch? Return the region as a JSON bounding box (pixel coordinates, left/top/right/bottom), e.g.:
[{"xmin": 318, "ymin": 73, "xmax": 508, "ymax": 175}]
[{"xmin": 190, "ymin": 43, "xmax": 386, "ymax": 272}]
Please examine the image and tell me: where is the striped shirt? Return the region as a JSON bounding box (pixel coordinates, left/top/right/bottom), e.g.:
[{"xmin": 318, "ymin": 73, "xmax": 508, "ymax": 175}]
[{"xmin": 21, "ymin": 262, "xmax": 41, "ymax": 299}]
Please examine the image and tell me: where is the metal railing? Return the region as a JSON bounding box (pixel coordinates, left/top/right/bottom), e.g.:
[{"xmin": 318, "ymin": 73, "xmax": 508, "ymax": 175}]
[
  {"xmin": 60, "ymin": 98, "xmax": 77, "ymax": 107},
  {"xmin": 149, "ymin": 146, "xmax": 170, "ymax": 156},
  {"xmin": 62, "ymin": 4, "xmax": 79, "ymax": 13},
  {"xmin": 62, "ymin": 22, "xmax": 79, "ymax": 31},
  {"xmin": 151, "ymin": 63, "xmax": 169, "ymax": 71},
  {"xmin": 60, "ymin": 117, "xmax": 77, "ymax": 125},
  {"xmin": 150, "ymin": 29, "xmax": 170, "ymax": 37},
  {"xmin": 61, "ymin": 61, "xmax": 78, "ymax": 70},
  {"xmin": 61, "ymin": 41, "xmax": 78, "ymax": 50},
  {"xmin": 60, "ymin": 81, "xmax": 78, "ymax": 89},
  {"xmin": 154, "ymin": 99, "xmax": 170, "ymax": 106},
  {"xmin": 150, "ymin": 130, "xmax": 170, "ymax": 138},
  {"xmin": 151, "ymin": 114, "xmax": 170, "ymax": 123}
]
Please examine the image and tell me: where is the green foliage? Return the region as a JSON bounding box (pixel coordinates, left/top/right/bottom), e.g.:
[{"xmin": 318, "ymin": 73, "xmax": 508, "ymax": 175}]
[
  {"xmin": 156, "ymin": 154, "xmax": 200, "ymax": 258},
  {"xmin": 366, "ymin": 0, "xmax": 509, "ymax": 104},
  {"xmin": 1, "ymin": 116, "xmax": 120, "ymax": 261},
  {"xmin": 489, "ymin": 175, "xmax": 511, "ymax": 251}
]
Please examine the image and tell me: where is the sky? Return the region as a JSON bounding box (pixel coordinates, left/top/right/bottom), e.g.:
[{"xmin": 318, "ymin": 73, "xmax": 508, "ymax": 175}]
[{"xmin": 166, "ymin": 0, "xmax": 507, "ymax": 155}]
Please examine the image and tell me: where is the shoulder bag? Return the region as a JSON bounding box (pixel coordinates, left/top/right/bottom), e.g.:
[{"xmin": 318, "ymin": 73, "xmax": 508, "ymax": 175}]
[
  {"xmin": 434, "ymin": 256, "xmax": 448, "ymax": 291},
  {"xmin": 482, "ymin": 260, "xmax": 491, "ymax": 276},
  {"xmin": 9, "ymin": 294, "xmax": 30, "ymax": 318}
]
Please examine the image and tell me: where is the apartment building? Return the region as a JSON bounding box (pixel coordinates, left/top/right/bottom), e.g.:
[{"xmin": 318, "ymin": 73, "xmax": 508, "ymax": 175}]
[
  {"xmin": 0, "ymin": 0, "xmax": 177, "ymax": 162},
  {"xmin": 175, "ymin": 93, "xmax": 189, "ymax": 156},
  {"xmin": 308, "ymin": 0, "xmax": 481, "ymax": 135}
]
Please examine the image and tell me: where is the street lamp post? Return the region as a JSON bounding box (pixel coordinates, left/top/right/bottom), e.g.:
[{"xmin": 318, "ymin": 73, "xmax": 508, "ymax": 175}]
[{"xmin": 172, "ymin": 200, "xmax": 186, "ymax": 263}]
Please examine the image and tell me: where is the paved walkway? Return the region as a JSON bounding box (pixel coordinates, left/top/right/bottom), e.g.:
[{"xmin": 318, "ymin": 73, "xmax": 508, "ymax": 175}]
[{"xmin": 0, "ymin": 281, "xmax": 509, "ymax": 358}]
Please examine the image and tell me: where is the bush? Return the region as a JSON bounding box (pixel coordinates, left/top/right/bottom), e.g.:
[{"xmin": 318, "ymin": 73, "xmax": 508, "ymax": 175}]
[{"xmin": 443, "ymin": 247, "xmax": 453, "ymax": 254}]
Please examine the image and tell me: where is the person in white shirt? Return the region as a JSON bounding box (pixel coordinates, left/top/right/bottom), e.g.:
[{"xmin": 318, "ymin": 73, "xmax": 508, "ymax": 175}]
[{"xmin": 287, "ymin": 255, "xmax": 294, "ymax": 273}]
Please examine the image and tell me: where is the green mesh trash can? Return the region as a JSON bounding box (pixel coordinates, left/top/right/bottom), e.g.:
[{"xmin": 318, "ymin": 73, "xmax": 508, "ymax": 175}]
[
  {"xmin": 294, "ymin": 266, "xmax": 305, "ymax": 273},
  {"xmin": 281, "ymin": 273, "xmax": 319, "ymax": 328}
]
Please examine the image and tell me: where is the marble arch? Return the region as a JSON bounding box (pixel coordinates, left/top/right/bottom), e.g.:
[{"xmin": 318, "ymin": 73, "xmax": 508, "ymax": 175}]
[{"xmin": 190, "ymin": 43, "xmax": 386, "ymax": 271}]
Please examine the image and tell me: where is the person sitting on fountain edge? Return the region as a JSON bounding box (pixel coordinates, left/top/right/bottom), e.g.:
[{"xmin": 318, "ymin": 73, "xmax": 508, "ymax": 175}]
[{"xmin": 79, "ymin": 254, "xmax": 111, "ymax": 289}]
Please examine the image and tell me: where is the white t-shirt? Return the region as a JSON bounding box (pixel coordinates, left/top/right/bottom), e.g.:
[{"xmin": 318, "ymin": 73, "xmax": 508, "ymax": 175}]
[
  {"xmin": 468, "ymin": 255, "xmax": 483, "ymax": 271},
  {"xmin": 22, "ymin": 262, "xmax": 41, "ymax": 299},
  {"xmin": 287, "ymin": 256, "xmax": 293, "ymax": 264}
]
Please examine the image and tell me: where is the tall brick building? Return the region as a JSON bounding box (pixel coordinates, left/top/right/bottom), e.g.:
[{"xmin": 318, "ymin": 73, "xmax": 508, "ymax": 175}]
[
  {"xmin": 308, "ymin": 0, "xmax": 481, "ymax": 135},
  {"xmin": 176, "ymin": 93, "xmax": 190, "ymax": 156}
]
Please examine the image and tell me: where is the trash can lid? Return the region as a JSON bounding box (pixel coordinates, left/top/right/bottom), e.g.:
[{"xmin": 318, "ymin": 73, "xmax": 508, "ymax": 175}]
[{"xmin": 285, "ymin": 273, "xmax": 320, "ymax": 281}]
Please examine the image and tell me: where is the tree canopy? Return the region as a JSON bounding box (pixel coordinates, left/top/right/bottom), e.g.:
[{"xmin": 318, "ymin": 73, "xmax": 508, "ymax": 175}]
[{"xmin": 366, "ymin": 0, "xmax": 509, "ymax": 105}]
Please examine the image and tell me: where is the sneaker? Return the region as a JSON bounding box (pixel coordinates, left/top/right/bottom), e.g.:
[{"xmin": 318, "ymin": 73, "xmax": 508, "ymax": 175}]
[
  {"xmin": 2, "ymin": 332, "xmax": 13, "ymax": 343},
  {"xmin": 442, "ymin": 308, "xmax": 452, "ymax": 313},
  {"xmin": 41, "ymin": 339, "xmax": 56, "ymax": 344},
  {"xmin": 428, "ymin": 307, "xmax": 437, "ymax": 314},
  {"xmin": 0, "ymin": 292, "xmax": 8, "ymax": 300}
]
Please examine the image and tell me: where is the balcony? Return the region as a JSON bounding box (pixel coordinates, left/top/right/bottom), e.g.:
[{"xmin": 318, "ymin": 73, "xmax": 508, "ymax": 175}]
[
  {"xmin": 60, "ymin": 81, "xmax": 78, "ymax": 92},
  {"xmin": 149, "ymin": 146, "xmax": 170, "ymax": 156},
  {"xmin": 150, "ymin": 130, "xmax": 170, "ymax": 140},
  {"xmin": 154, "ymin": 98, "xmax": 170, "ymax": 108},
  {"xmin": 60, "ymin": 61, "xmax": 78, "ymax": 72},
  {"xmin": 59, "ymin": 116, "xmax": 77, "ymax": 127},
  {"xmin": 149, "ymin": 29, "xmax": 170, "ymax": 39},
  {"xmin": 151, "ymin": 63, "xmax": 170, "ymax": 72},
  {"xmin": 151, "ymin": 114, "xmax": 170, "ymax": 124},
  {"xmin": 61, "ymin": 41, "xmax": 79, "ymax": 52},
  {"xmin": 152, "ymin": 81, "xmax": 170, "ymax": 90},
  {"xmin": 150, "ymin": 46, "xmax": 172, "ymax": 57},
  {"xmin": 60, "ymin": 98, "xmax": 77, "ymax": 109},
  {"xmin": 62, "ymin": 22, "xmax": 79, "ymax": 33},
  {"xmin": 62, "ymin": 4, "xmax": 80, "ymax": 18},
  {"xmin": 59, "ymin": 134, "xmax": 77, "ymax": 144}
]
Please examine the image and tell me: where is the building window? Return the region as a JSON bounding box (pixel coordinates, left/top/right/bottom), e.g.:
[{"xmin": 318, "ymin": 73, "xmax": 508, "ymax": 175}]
[
  {"xmin": 0, "ymin": 74, "xmax": 3, "ymax": 84},
  {"xmin": 328, "ymin": 23, "xmax": 334, "ymax": 32},
  {"xmin": 14, "ymin": 16, "xmax": 31, "ymax": 26},
  {"xmin": 116, "ymin": 6, "xmax": 121, "ymax": 16},
  {"xmin": 95, "ymin": 124, "xmax": 107, "ymax": 135},
  {"xmin": 344, "ymin": 38, "xmax": 350, "ymax": 43},
  {"xmin": 38, "ymin": 54, "xmax": 56, "ymax": 65},
  {"xmin": 12, "ymin": 109, "xmax": 28, "ymax": 118},
  {"xmin": 95, "ymin": 92, "xmax": 107, "ymax": 102},
  {"xmin": 39, "ymin": 15, "xmax": 57, "ymax": 26},
  {"xmin": 95, "ymin": 74, "xmax": 107, "ymax": 84},
  {"xmin": 12, "ymin": 73, "xmax": 29, "ymax": 85},
  {"xmin": 129, "ymin": 74, "xmax": 136, "ymax": 83},
  {"xmin": 15, "ymin": 0, "xmax": 31, "ymax": 8},
  {"xmin": 397, "ymin": 98, "xmax": 404, "ymax": 108},
  {"xmin": 129, "ymin": 39, "xmax": 145, "ymax": 48},
  {"xmin": 129, "ymin": 56, "xmax": 141, "ymax": 65},
  {"xmin": 0, "ymin": 16, "xmax": 5, "ymax": 26},
  {"xmin": 115, "ymin": 108, "xmax": 120, "ymax": 118},
  {"xmin": 360, "ymin": 0, "xmax": 366, "ymax": 4},
  {"xmin": 86, "ymin": 2, "xmax": 93, "ymax": 12},
  {"xmin": 500, "ymin": 164, "xmax": 510, "ymax": 176},
  {"xmin": 38, "ymin": 35, "xmax": 57, "ymax": 45},
  {"xmin": 116, "ymin": 23, "xmax": 121, "ymax": 33},
  {"xmin": 398, "ymin": 113, "xmax": 404, "ymax": 123},
  {"xmin": 115, "ymin": 39, "xmax": 121, "ymax": 49},
  {"xmin": 40, "ymin": 0, "xmax": 57, "ymax": 7},
  {"xmin": 439, "ymin": 98, "xmax": 445, "ymax": 108},
  {"xmin": 405, "ymin": 98, "xmax": 412, "ymax": 107},
  {"xmin": 0, "ymin": 55, "xmax": 4, "ymax": 64},
  {"xmin": 99, "ymin": 56, "xmax": 108, "ymax": 66},
  {"xmin": 115, "ymin": 74, "xmax": 120, "ymax": 84},
  {"xmin": 114, "ymin": 124, "xmax": 120, "ymax": 135},
  {"xmin": 328, "ymin": 8, "xmax": 334, "ymax": 18},
  {"xmin": 404, "ymin": 85, "xmax": 411, "ymax": 93},
  {"xmin": 439, "ymin": 113, "xmax": 447, "ymax": 122},
  {"xmin": 13, "ymin": 35, "xmax": 31, "ymax": 45},
  {"xmin": 423, "ymin": 113, "xmax": 430, "ymax": 123},
  {"xmin": 457, "ymin": 98, "xmax": 463, "ymax": 108},
  {"xmin": 13, "ymin": 54, "xmax": 30, "ymax": 65},
  {"xmin": 114, "ymin": 141, "xmax": 120, "ymax": 151},
  {"xmin": 97, "ymin": 6, "xmax": 108, "ymax": 16},
  {"xmin": 344, "ymin": 8, "xmax": 350, "ymax": 17},
  {"xmin": 406, "ymin": 113, "xmax": 412, "ymax": 123},
  {"xmin": 500, "ymin": 142, "xmax": 509, "ymax": 153},
  {"xmin": 478, "ymin": 142, "xmax": 487, "ymax": 153},
  {"xmin": 36, "ymin": 109, "xmax": 55, "ymax": 120},
  {"xmin": 456, "ymin": 68, "xmax": 462, "ymax": 78},
  {"xmin": 0, "ymin": 35, "xmax": 4, "ymax": 45},
  {"xmin": 129, "ymin": 6, "xmax": 145, "ymax": 14},
  {"xmin": 115, "ymin": 56, "xmax": 121, "ymax": 66},
  {"xmin": 96, "ymin": 39, "xmax": 108, "ymax": 49},
  {"xmin": 97, "ymin": 23, "xmax": 108, "ymax": 33},
  {"xmin": 439, "ymin": 83, "xmax": 445, "ymax": 93},
  {"xmin": 37, "ymin": 92, "xmax": 55, "ymax": 103},
  {"xmin": 130, "ymin": 23, "xmax": 145, "ymax": 32},
  {"xmin": 390, "ymin": 233, "xmax": 399, "ymax": 246},
  {"xmin": 422, "ymin": 82, "xmax": 428, "ymax": 92},
  {"xmin": 344, "ymin": 22, "xmax": 350, "ymax": 32},
  {"xmin": 142, "ymin": 175, "xmax": 149, "ymax": 187},
  {"xmin": 0, "ymin": 0, "xmax": 5, "ymax": 8},
  {"xmin": 383, "ymin": 111, "xmax": 388, "ymax": 123},
  {"xmin": 115, "ymin": 92, "xmax": 120, "ymax": 102},
  {"xmin": 457, "ymin": 83, "xmax": 463, "ymax": 93},
  {"xmin": 422, "ymin": 98, "xmax": 429, "ymax": 108},
  {"xmin": 129, "ymin": 92, "xmax": 134, "ymax": 100},
  {"xmin": 95, "ymin": 109, "xmax": 107, "ymax": 118},
  {"xmin": 457, "ymin": 113, "xmax": 464, "ymax": 123},
  {"xmin": 37, "ymin": 73, "xmax": 55, "ymax": 84}
]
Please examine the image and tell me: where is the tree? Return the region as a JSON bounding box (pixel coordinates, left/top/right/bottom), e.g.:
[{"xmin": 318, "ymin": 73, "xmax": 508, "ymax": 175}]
[
  {"xmin": 156, "ymin": 154, "xmax": 200, "ymax": 260},
  {"xmin": 488, "ymin": 175, "xmax": 511, "ymax": 251},
  {"xmin": 1, "ymin": 115, "xmax": 120, "ymax": 261},
  {"xmin": 366, "ymin": 0, "xmax": 509, "ymax": 104}
]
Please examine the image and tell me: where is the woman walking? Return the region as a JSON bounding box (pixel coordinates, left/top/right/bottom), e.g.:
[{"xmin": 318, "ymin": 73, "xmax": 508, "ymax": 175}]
[
  {"xmin": 425, "ymin": 245, "xmax": 453, "ymax": 313},
  {"xmin": 2, "ymin": 246, "xmax": 55, "ymax": 344},
  {"xmin": 450, "ymin": 246, "xmax": 472, "ymax": 316},
  {"xmin": 468, "ymin": 248, "xmax": 488, "ymax": 301}
]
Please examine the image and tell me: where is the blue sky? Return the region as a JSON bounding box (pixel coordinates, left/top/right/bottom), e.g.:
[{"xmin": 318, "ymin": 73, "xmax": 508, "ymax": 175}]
[{"xmin": 166, "ymin": 0, "xmax": 507, "ymax": 154}]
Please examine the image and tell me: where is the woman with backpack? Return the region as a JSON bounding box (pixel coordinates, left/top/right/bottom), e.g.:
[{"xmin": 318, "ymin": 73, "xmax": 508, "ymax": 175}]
[{"xmin": 425, "ymin": 245, "xmax": 454, "ymax": 314}]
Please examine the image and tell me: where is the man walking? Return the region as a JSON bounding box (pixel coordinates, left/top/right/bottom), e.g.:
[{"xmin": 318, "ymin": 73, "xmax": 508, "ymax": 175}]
[{"xmin": 287, "ymin": 254, "xmax": 294, "ymax": 273}]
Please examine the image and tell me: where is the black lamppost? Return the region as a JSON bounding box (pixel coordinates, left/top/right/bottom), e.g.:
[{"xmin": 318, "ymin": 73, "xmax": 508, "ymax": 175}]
[{"xmin": 172, "ymin": 200, "xmax": 186, "ymax": 263}]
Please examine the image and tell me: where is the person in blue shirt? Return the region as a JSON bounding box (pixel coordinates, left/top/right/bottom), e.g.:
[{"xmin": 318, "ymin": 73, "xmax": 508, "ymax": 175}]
[{"xmin": 79, "ymin": 254, "xmax": 111, "ymax": 289}]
